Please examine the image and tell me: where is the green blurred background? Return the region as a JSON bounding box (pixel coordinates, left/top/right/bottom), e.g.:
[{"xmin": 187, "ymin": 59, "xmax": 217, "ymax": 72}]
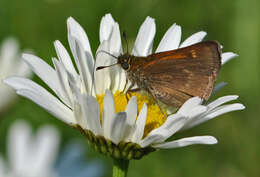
[{"xmin": 0, "ymin": 0, "xmax": 259, "ymax": 176}]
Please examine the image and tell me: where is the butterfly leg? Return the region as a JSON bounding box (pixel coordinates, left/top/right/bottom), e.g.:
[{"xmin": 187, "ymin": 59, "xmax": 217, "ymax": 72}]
[
  {"xmin": 127, "ymin": 88, "xmax": 141, "ymax": 99},
  {"xmin": 122, "ymin": 79, "xmax": 128, "ymax": 93},
  {"xmin": 125, "ymin": 83, "xmax": 140, "ymax": 102}
]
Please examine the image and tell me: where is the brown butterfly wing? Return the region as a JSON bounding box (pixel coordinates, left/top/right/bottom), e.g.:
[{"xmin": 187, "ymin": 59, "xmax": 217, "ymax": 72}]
[{"xmin": 142, "ymin": 41, "xmax": 221, "ymax": 107}]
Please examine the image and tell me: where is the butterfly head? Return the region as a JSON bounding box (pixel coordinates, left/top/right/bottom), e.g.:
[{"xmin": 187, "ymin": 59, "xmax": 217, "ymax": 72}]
[{"xmin": 117, "ymin": 53, "xmax": 132, "ymax": 70}]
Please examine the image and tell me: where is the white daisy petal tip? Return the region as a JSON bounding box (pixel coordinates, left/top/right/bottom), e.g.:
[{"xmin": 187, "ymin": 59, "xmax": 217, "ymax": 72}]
[
  {"xmin": 221, "ymin": 52, "xmax": 239, "ymax": 65},
  {"xmin": 132, "ymin": 16, "xmax": 156, "ymax": 56},
  {"xmin": 235, "ymin": 103, "xmax": 245, "ymax": 110},
  {"xmin": 3, "ymin": 77, "xmax": 11, "ymax": 86},
  {"xmin": 53, "ymin": 39, "xmax": 59, "ymax": 45},
  {"xmin": 104, "ymin": 13, "xmax": 113, "ymax": 19},
  {"xmin": 145, "ymin": 16, "xmax": 155, "ymax": 22},
  {"xmin": 180, "ymin": 31, "xmax": 207, "ymax": 48},
  {"xmin": 53, "ymin": 40, "xmax": 64, "ymax": 51},
  {"xmin": 207, "ymin": 95, "xmax": 240, "ymax": 110},
  {"xmin": 229, "ymin": 95, "xmax": 239, "ymax": 100},
  {"xmin": 156, "ymin": 23, "xmax": 182, "ymax": 52},
  {"xmin": 67, "ymin": 16, "xmax": 76, "ymax": 26},
  {"xmin": 201, "ymin": 136, "xmax": 218, "ymax": 145},
  {"xmin": 200, "ymin": 31, "xmax": 207, "ymax": 35},
  {"xmin": 2, "ymin": 76, "xmax": 20, "ymax": 89},
  {"xmin": 152, "ymin": 136, "xmax": 218, "ymax": 149},
  {"xmin": 99, "ymin": 13, "xmax": 116, "ymax": 42},
  {"xmin": 67, "ymin": 17, "xmax": 79, "ymax": 34},
  {"xmin": 22, "ymin": 52, "xmax": 34, "ymax": 62}
]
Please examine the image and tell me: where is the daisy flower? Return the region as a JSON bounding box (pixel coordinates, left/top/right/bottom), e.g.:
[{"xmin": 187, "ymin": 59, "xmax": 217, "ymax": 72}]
[
  {"xmin": 0, "ymin": 121, "xmax": 59, "ymax": 177},
  {"xmin": 0, "ymin": 121, "xmax": 104, "ymax": 177},
  {"xmin": 0, "ymin": 38, "xmax": 31, "ymax": 113},
  {"xmin": 4, "ymin": 13, "xmax": 244, "ymax": 176}
]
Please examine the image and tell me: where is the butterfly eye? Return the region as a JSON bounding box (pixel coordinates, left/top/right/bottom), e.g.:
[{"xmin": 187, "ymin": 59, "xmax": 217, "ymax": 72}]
[{"xmin": 121, "ymin": 62, "xmax": 129, "ymax": 70}]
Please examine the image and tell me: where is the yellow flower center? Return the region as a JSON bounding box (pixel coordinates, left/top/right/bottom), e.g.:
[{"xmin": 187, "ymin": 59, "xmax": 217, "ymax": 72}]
[{"xmin": 96, "ymin": 91, "xmax": 166, "ymax": 137}]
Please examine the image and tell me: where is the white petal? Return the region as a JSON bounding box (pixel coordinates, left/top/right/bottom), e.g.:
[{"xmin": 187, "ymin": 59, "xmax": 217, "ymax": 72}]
[
  {"xmin": 21, "ymin": 89, "xmax": 74, "ymax": 123},
  {"xmin": 188, "ymin": 103, "xmax": 245, "ymax": 128},
  {"xmin": 7, "ymin": 121, "xmax": 31, "ymax": 172},
  {"xmin": 131, "ymin": 103, "xmax": 147, "ymax": 143},
  {"xmin": 102, "ymin": 90, "xmax": 115, "ymax": 139},
  {"xmin": 4, "ymin": 77, "xmax": 75, "ymax": 124},
  {"xmin": 152, "ymin": 136, "xmax": 217, "ymax": 149},
  {"xmin": 67, "ymin": 17, "xmax": 93, "ymax": 59},
  {"xmin": 31, "ymin": 126, "xmax": 60, "ymax": 173},
  {"xmin": 180, "ymin": 31, "xmax": 207, "ymax": 48},
  {"xmin": 206, "ymin": 103, "xmax": 245, "ymax": 120},
  {"xmin": 65, "ymin": 75, "xmax": 89, "ymax": 130},
  {"xmin": 16, "ymin": 59, "xmax": 32, "ymax": 78},
  {"xmin": 79, "ymin": 95, "xmax": 102, "ymax": 135},
  {"xmin": 22, "ymin": 53, "xmax": 61, "ymax": 95},
  {"xmin": 0, "ymin": 156, "xmax": 6, "ymax": 176},
  {"xmin": 67, "ymin": 17, "xmax": 94, "ymax": 93},
  {"xmin": 140, "ymin": 114, "xmax": 187, "ymax": 147},
  {"xmin": 110, "ymin": 112, "xmax": 127, "ymax": 144},
  {"xmin": 111, "ymin": 65, "xmax": 126, "ymax": 93},
  {"xmin": 181, "ymin": 105, "xmax": 208, "ymax": 131},
  {"xmin": 221, "ymin": 52, "xmax": 238, "ymax": 65},
  {"xmin": 108, "ymin": 23, "xmax": 122, "ymax": 54},
  {"xmin": 0, "ymin": 38, "xmax": 19, "ymax": 75},
  {"xmin": 96, "ymin": 21, "xmax": 123, "ymax": 94},
  {"xmin": 123, "ymin": 96, "xmax": 138, "ymax": 141},
  {"xmin": 118, "ymin": 70, "xmax": 127, "ymax": 92},
  {"xmin": 106, "ymin": 22, "xmax": 123, "ymax": 93},
  {"xmin": 178, "ymin": 97, "xmax": 203, "ymax": 115},
  {"xmin": 155, "ymin": 114, "xmax": 184, "ymax": 134},
  {"xmin": 212, "ymin": 82, "xmax": 227, "ymax": 95},
  {"xmin": 207, "ymin": 95, "xmax": 239, "ymax": 111},
  {"xmin": 125, "ymin": 96, "xmax": 137, "ymax": 126},
  {"xmin": 54, "ymin": 40, "xmax": 78, "ymax": 78},
  {"xmin": 66, "ymin": 65, "xmax": 81, "ymax": 95},
  {"xmin": 73, "ymin": 38, "xmax": 94, "ymax": 94},
  {"xmin": 154, "ymin": 114, "xmax": 188, "ymax": 140},
  {"xmin": 73, "ymin": 101, "xmax": 87, "ymax": 129},
  {"xmin": 139, "ymin": 132, "xmax": 166, "ymax": 148},
  {"xmin": 99, "ymin": 13, "xmax": 115, "ymax": 42},
  {"xmin": 187, "ymin": 105, "xmax": 208, "ymax": 118},
  {"xmin": 95, "ymin": 40, "xmax": 112, "ymax": 95},
  {"xmin": 132, "ymin": 16, "xmax": 155, "ymax": 56},
  {"xmin": 156, "ymin": 24, "xmax": 181, "ymax": 52},
  {"xmin": 52, "ymin": 58, "xmax": 73, "ymax": 107},
  {"xmin": 0, "ymin": 85, "xmax": 16, "ymax": 111}
]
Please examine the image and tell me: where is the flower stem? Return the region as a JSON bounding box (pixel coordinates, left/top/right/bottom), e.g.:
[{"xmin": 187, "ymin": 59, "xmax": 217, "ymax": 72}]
[{"xmin": 112, "ymin": 158, "xmax": 130, "ymax": 177}]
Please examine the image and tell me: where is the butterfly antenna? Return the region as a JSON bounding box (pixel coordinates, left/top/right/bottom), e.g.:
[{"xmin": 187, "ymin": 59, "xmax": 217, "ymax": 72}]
[
  {"xmin": 123, "ymin": 31, "xmax": 129, "ymax": 54},
  {"xmin": 93, "ymin": 50, "xmax": 119, "ymax": 92},
  {"xmin": 95, "ymin": 50, "xmax": 118, "ymax": 60},
  {"xmin": 91, "ymin": 63, "xmax": 95, "ymax": 95},
  {"xmin": 96, "ymin": 63, "xmax": 118, "ymax": 71}
]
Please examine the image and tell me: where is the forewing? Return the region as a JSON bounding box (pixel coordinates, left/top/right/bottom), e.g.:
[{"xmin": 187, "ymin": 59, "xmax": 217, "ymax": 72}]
[{"xmin": 143, "ymin": 41, "xmax": 221, "ymax": 107}]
